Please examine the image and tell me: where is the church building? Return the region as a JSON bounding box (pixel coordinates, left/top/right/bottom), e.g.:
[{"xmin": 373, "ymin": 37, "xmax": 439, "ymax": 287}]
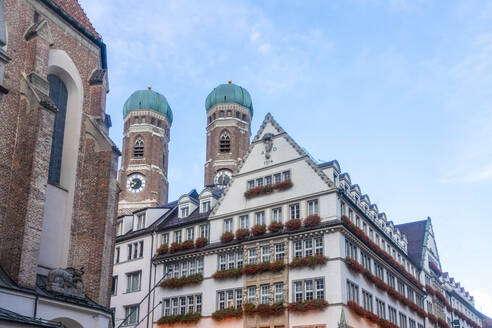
[
  {"xmin": 111, "ymin": 82, "xmax": 489, "ymax": 328},
  {"xmin": 0, "ymin": 0, "xmax": 119, "ymax": 327}
]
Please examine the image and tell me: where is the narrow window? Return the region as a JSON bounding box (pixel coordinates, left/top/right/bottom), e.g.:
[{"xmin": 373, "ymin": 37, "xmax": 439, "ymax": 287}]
[
  {"xmin": 133, "ymin": 137, "xmax": 144, "ymax": 158},
  {"xmin": 219, "ymin": 131, "xmax": 231, "ymax": 152}
]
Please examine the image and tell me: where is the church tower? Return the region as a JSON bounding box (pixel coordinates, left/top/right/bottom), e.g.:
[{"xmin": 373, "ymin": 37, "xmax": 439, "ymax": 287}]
[
  {"xmin": 204, "ymin": 81, "xmax": 253, "ymax": 187},
  {"xmin": 118, "ymin": 87, "xmax": 172, "ymax": 215}
]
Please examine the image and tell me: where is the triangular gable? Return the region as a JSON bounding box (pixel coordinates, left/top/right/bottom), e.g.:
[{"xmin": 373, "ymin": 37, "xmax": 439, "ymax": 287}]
[
  {"xmin": 422, "ymin": 217, "xmax": 441, "ymax": 269},
  {"xmin": 211, "ymin": 113, "xmax": 335, "ymax": 217}
]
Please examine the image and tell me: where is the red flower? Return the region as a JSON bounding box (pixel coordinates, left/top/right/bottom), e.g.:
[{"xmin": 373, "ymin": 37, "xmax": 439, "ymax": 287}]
[
  {"xmin": 195, "ymin": 237, "xmax": 208, "ymax": 248},
  {"xmin": 160, "ymin": 273, "xmax": 203, "ymax": 289},
  {"xmin": 275, "ymin": 179, "xmax": 293, "ymax": 191},
  {"xmin": 220, "ymin": 232, "xmax": 234, "ymax": 243},
  {"xmin": 211, "ymin": 307, "xmax": 242, "ymax": 321},
  {"xmin": 181, "ymin": 239, "xmax": 194, "ymax": 250},
  {"xmin": 251, "ymin": 224, "xmax": 267, "ymax": 236},
  {"xmin": 243, "ymin": 303, "xmax": 256, "ymax": 315},
  {"xmin": 169, "ymin": 242, "xmax": 182, "ymax": 253},
  {"xmin": 347, "ymin": 301, "xmax": 365, "ymax": 316},
  {"xmin": 242, "ymin": 261, "xmax": 285, "ymax": 275},
  {"xmin": 156, "ymin": 244, "xmax": 168, "ymax": 255},
  {"xmin": 244, "ymin": 180, "xmax": 293, "ymax": 199},
  {"xmin": 289, "ymin": 254, "xmax": 328, "ymax": 269},
  {"xmin": 157, "ymin": 312, "xmax": 201, "ymax": 324},
  {"xmin": 268, "ymin": 221, "xmax": 284, "ymax": 233},
  {"xmin": 235, "ymin": 228, "xmax": 250, "ymax": 240},
  {"xmin": 212, "ymin": 268, "xmax": 243, "ymax": 280},
  {"xmin": 288, "ymin": 299, "xmax": 328, "ymax": 313},
  {"xmin": 304, "ymin": 214, "xmax": 321, "ymax": 227},
  {"xmin": 285, "ymin": 218, "xmax": 302, "ymax": 231}
]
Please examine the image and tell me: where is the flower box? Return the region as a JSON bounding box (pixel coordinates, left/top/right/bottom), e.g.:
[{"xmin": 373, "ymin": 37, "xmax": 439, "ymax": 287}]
[
  {"xmin": 212, "ymin": 268, "xmax": 243, "ymax": 280},
  {"xmin": 268, "ymin": 221, "xmax": 284, "ymax": 233},
  {"xmin": 347, "ymin": 301, "xmax": 365, "ymax": 316},
  {"xmin": 220, "ymin": 232, "xmax": 234, "ymax": 243},
  {"xmin": 169, "ymin": 242, "xmax": 182, "ymax": 253},
  {"xmin": 243, "ymin": 303, "xmax": 256, "ymax": 315},
  {"xmin": 288, "ymin": 299, "xmax": 328, "ymax": 313},
  {"xmin": 275, "ymin": 179, "xmax": 293, "ymax": 190},
  {"xmin": 285, "ymin": 218, "xmax": 302, "ymax": 231},
  {"xmin": 212, "ymin": 307, "xmax": 243, "ymax": 321},
  {"xmin": 251, "ymin": 224, "xmax": 266, "ymax": 236},
  {"xmin": 195, "ymin": 237, "xmax": 208, "ymax": 248},
  {"xmin": 235, "ymin": 228, "xmax": 250, "ymax": 240},
  {"xmin": 156, "ymin": 244, "xmax": 168, "ymax": 255},
  {"xmin": 160, "ymin": 273, "xmax": 203, "ymax": 289},
  {"xmin": 289, "ymin": 254, "xmax": 328, "ymax": 269},
  {"xmin": 304, "ymin": 214, "xmax": 321, "ymax": 227},
  {"xmin": 157, "ymin": 312, "xmax": 201, "ymax": 324},
  {"xmin": 181, "ymin": 239, "xmax": 194, "ymax": 250},
  {"xmin": 244, "ymin": 179, "xmax": 293, "ymax": 199},
  {"xmin": 256, "ymin": 303, "xmax": 285, "ymax": 316},
  {"xmin": 242, "ymin": 261, "xmax": 285, "ymax": 275}
]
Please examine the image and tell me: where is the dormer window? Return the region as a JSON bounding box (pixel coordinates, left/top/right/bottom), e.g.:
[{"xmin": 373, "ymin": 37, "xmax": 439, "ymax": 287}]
[
  {"xmin": 136, "ymin": 213, "xmax": 145, "ymax": 230},
  {"xmin": 201, "ymin": 201, "xmax": 210, "ymax": 213},
  {"xmin": 116, "ymin": 219, "xmax": 123, "ymax": 236},
  {"xmin": 181, "ymin": 206, "xmax": 189, "ymax": 217}
]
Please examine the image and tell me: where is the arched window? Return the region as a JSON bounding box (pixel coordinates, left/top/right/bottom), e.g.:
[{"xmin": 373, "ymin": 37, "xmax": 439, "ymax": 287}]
[
  {"xmin": 219, "ymin": 131, "xmax": 230, "ymax": 153},
  {"xmin": 47, "ymin": 74, "xmax": 68, "ymax": 185},
  {"xmin": 133, "ymin": 137, "xmax": 144, "ymax": 158}
]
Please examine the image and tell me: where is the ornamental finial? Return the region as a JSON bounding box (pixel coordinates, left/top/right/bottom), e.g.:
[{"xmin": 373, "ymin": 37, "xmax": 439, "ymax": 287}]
[
  {"xmin": 228, "ymin": 80, "xmax": 232, "ymax": 84},
  {"xmin": 148, "ymin": 85, "xmax": 152, "ymax": 90}
]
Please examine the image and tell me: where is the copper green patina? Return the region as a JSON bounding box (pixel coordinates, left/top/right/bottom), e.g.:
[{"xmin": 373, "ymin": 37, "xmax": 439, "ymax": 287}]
[
  {"xmin": 123, "ymin": 88, "xmax": 173, "ymax": 124},
  {"xmin": 205, "ymin": 81, "xmax": 253, "ymax": 116}
]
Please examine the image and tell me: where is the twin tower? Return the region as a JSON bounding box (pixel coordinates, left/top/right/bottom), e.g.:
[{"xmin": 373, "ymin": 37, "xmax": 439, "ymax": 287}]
[{"xmin": 118, "ymin": 81, "xmax": 253, "ymax": 215}]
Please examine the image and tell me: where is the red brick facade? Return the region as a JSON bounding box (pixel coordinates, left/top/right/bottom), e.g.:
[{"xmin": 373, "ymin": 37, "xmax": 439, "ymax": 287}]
[
  {"xmin": 204, "ymin": 103, "xmax": 251, "ymax": 185},
  {"xmin": 0, "ymin": 0, "xmax": 119, "ymax": 306},
  {"xmin": 118, "ymin": 111, "xmax": 170, "ymax": 216}
]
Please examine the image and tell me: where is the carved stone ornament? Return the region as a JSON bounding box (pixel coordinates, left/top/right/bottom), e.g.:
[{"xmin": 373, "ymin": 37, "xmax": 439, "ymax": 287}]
[
  {"xmin": 262, "ymin": 133, "xmax": 274, "ymax": 159},
  {"xmin": 46, "ymin": 267, "xmax": 85, "ymax": 298}
]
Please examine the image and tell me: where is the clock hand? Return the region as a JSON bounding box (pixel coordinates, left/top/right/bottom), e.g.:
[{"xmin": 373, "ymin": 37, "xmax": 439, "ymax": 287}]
[{"xmin": 130, "ymin": 181, "xmax": 136, "ymax": 187}]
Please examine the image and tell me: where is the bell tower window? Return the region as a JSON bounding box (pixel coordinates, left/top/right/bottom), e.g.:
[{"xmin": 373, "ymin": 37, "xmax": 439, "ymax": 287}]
[
  {"xmin": 219, "ymin": 132, "xmax": 230, "ymax": 153},
  {"xmin": 134, "ymin": 137, "xmax": 144, "ymax": 158}
]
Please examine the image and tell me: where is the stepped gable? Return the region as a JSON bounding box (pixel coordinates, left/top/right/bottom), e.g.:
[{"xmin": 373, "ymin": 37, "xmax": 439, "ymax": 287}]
[
  {"xmin": 52, "ymin": 0, "xmax": 100, "ymax": 38},
  {"xmin": 396, "ymin": 219, "xmax": 427, "ymax": 268}
]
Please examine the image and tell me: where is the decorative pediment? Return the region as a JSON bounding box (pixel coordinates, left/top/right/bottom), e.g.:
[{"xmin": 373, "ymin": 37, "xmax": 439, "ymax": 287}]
[{"xmin": 24, "ymin": 20, "xmax": 54, "ymax": 45}]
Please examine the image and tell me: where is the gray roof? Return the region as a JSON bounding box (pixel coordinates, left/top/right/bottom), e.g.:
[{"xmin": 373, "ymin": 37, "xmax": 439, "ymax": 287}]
[{"xmin": 395, "ymin": 219, "xmax": 428, "ymax": 268}]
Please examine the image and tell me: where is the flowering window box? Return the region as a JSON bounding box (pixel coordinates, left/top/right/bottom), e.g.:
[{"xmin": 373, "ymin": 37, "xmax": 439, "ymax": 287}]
[
  {"xmin": 287, "ymin": 299, "xmax": 328, "ymax": 313},
  {"xmin": 242, "ymin": 261, "xmax": 285, "ymax": 275},
  {"xmin": 303, "ymin": 214, "xmax": 321, "ymax": 227},
  {"xmin": 195, "ymin": 237, "xmax": 208, "ymax": 248},
  {"xmin": 235, "ymin": 228, "xmax": 250, "ymax": 240},
  {"xmin": 268, "ymin": 221, "xmax": 284, "ymax": 233},
  {"xmin": 160, "ymin": 273, "xmax": 203, "ymax": 289},
  {"xmin": 212, "ymin": 307, "xmax": 243, "ymax": 321},
  {"xmin": 156, "ymin": 244, "xmax": 168, "ymax": 255},
  {"xmin": 289, "ymin": 254, "xmax": 328, "ymax": 269},
  {"xmin": 243, "ymin": 303, "xmax": 285, "ymax": 316},
  {"xmin": 181, "ymin": 239, "xmax": 194, "ymax": 250},
  {"xmin": 220, "ymin": 232, "xmax": 234, "ymax": 243},
  {"xmin": 285, "ymin": 218, "xmax": 302, "ymax": 231},
  {"xmin": 212, "ymin": 267, "xmax": 243, "ymax": 280},
  {"xmin": 169, "ymin": 242, "xmax": 182, "ymax": 253},
  {"xmin": 157, "ymin": 312, "xmax": 201, "ymax": 325},
  {"xmin": 244, "ymin": 179, "xmax": 293, "ymax": 199},
  {"xmin": 251, "ymin": 224, "xmax": 266, "ymax": 236}
]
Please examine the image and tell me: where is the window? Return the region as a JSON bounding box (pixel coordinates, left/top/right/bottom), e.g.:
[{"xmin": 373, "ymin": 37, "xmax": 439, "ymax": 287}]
[
  {"xmin": 247, "ymin": 180, "xmax": 255, "ymax": 189},
  {"xmin": 282, "ymin": 170, "xmax": 290, "ymax": 180},
  {"xmin": 427, "ymin": 301, "xmax": 432, "ymax": 313},
  {"xmin": 157, "ymin": 120, "xmax": 161, "ymax": 127},
  {"xmin": 123, "ymin": 305, "xmax": 139, "ymax": 325},
  {"xmin": 151, "ymin": 117, "xmax": 155, "ymax": 125},
  {"xmin": 161, "ymin": 233, "xmax": 169, "ymax": 245},
  {"xmin": 261, "ymin": 245, "xmax": 270, "ymax": 262},
  {"xmin": 181, "ymin": 206, "xmax": 189, "ymax": 217},
  {"xmin": 265, "ymin": 175, "xmax": 272, "ymax": 185},
  {"xmin": 163, "ymin": 294, "xmax": 202, "ymax": 316},
  {"xmin": 126, "ymin": 271, "xmax": 141, "ymax": 293},
  {"xmin": 289, "ymin": 203, "xmax": 300, "ymax": 219},
  {"xmin": 224, "ymin": 218, "xmax": 233, "ymax": 233},
  {"xmin": 165, "ymin": 258, "xmax": 204, "ymax": 278},
  {"xmin": 114, "ymin": 247, "xmax": 120, "ymax": 264},
  {"xmin": 47, "ymin": 74, "xmax": 68, "ymax": 185},
  {"xmin": 315, "ymin": 237, "xmax": 323, "ymax": 254},
  {"xmin": 217, "ymin": 288, "xmax": 242, "ymax": 309},
  {"xmin": 294, "ymin": 240, "xmax": 302, "ymax": 258},
  {"xmin": 340, "ymin": 201, "xmax": 346, "ymax": 216},
  {"xmin": 111, "ymin": 276, "xmax": 118, "ymax": 296},
  {"xmin": 199, "ymin": 224, "xmax": 209, "ymax": 238},
  {"xmin": 294, "ymin": 237, "xmax": 323, "ymax": 257},
  {"xmin": 362, "ymin": 290, "xmax": 373, "ymax": 312},
  {"xmin": 348, "ymin": 208, "xmax": 354, "ymax": 220},
  {"xmin": 136, "ymin": 213, "xmax": 145, "ymax": 230},
  {"xmin": 240, "ymin": 215, "xmax": 249, "ymax": 229},
  {"xmin": 347, "ymin": 280, "xmax": 359, "ymax": 303},
  {"xmin": 218, "ymin": 251, "xmax": 243, "ymax": 270},
  {"xmin": 416, "ymin": 294, "xmax": 424, "ymax": 308},
  {"xmin": 275, "ymin": 243, "xmax": 285, "ymax": 261},
  {"xmin": 235, "ymin": 111, "xmax": 240, "ymax": 118},
  {"xmin": 219, "ymin": 254, "xmax": 227, "ymax": 271},
  {"xmin": 293, "ymin": 278, "xmax": 325, "ymax": 302},
  {"xmin": 127, "ymin": 241, "xmax": 143, "ymax": 260},
  {"xmin": 186, "ymin": 227, "xmax": 194, "ymax": 241},
  {"xmin": 387, "ymin": 271, "xmax": 396, "ymax": 289},
  {"xmin": 256, "ymin": 178, "xmax": 263, "ymax": 187},
  {"xmin": 248, "ymin": 248, "xmax": 257, "ymax": 264},
  {"xmin": 141, "ymin": 117, "xmax": 146, "ymax": 123},
  {"xmin": 274, "ymin": 173, "xmax": 281, "ymax": 183},
  {"xmin": 361, "ymin": 251, "xmax": 371, "ymax": 272},
  {"xmin": 375, "ymin": 261, "xmax": 384, "ymax": 280},
  {"xmin": 226, "ymin": 110, "xmax": 232, "ymax": 117},
  {"xmin": 399, "ymin": 312, "xmax": 408, "ymax": 328},
  {"xmin": 388, "ymin": 306, "xmax": 397, "ymax": 325},
  {"xmin": 133, "ymin": 137, "xmax": 144, "ymax": 158},
  {"xmin": 116, "ymin": 220, "xmax": 123, "ymax": 236},
  {"xmin": 345, "ymin": 239, "xmax": 358, "ymax": 260},
  {"xmin": 174, "ymin": 230, "xmax": 182, "ymax": 243},
  {"xmin": 305, "ymin": 239, "xmax": 313, "ymax": 256},
  {"xmin": 409, "ymin": 318, "xmax": 416, "ymax": 328},
  {"xmin": 272, "ymin": 208, "xmax": 282, "ymax": 222},
  {"xmin": 242, "ymin": 114, "xmax": 246, "ymax": 121},
  {"xmin": 134, "ymin": 116, "xmax": 139, "ymax": 124},
  {"xmin": 219, "ymin": 131, "xmax": 231, "ymax": 152},
  {"xmin": 376, "ymin": 298, "xmax": 386, "ymax": 319},
  {"xmin": 274, "ymin": 283, "xmax": 283, "ymax": 303},
  {"xmin": 261, "ymin": 285, "xmax": 270, "ymax": 304},
  {"xmin": 248, "ymin": 286, "xmax": 256, "ymax": 304},
  {"xmin": 398, "ymin": 279, "xmax": 406, "ymax": 296},
  {"xmin": 201, "ymin": 201, "xmax": 210, "ymax": 212},
  {"xmin": 256, "ymin": 212, "xmax": 265, "ymax": 225},
  {"xmin": 307, "ymin": 199, "xmax": 319, "ymax": 216},
  {"xmin": 219, "ymin": 111, "xmax": 224, "ymax": 118}
]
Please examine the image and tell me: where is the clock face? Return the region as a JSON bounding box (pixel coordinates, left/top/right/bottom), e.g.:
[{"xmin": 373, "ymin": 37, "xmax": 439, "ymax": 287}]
[
  {"xmin": 127, "ymin": 174, "xmax": 146, "ymax": 193},
  {"xmin": 214, "ymin": 169, "xmax": 232, "ymax": 188}
]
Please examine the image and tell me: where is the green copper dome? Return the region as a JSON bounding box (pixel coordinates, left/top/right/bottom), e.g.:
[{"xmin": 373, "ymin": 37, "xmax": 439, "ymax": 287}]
[
  {"xmin": 205, "ymin": 81, "xmax": 253, "ymax": 116},
  {"xmin": 123, "ymin": 88, "xmax": 173, "ymax": 124}
]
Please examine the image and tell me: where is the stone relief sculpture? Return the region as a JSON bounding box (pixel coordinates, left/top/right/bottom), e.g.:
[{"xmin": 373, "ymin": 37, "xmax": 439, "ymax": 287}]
[{"xmin": 47, "ymin": 267, "xmax": 85, "ymax": 297}]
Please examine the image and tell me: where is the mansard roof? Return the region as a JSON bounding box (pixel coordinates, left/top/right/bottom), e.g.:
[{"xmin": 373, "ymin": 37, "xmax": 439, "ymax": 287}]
[
  {"xmin": 156, "ymin": 207, "xmax": 210, "ymax": 231},
  {"xmin": 395, "ymin": 219, "xmax": 427, "ymax": 268}
]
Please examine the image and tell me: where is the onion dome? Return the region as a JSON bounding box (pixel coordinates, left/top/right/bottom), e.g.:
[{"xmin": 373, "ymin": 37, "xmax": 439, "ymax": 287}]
[
  {"xmin": 205, "ymin": 81, "xmax": 253, "ymax": 116},
  {"xmin": 123, "ymin": 86, "xmax": 173, "ymax": 124}
]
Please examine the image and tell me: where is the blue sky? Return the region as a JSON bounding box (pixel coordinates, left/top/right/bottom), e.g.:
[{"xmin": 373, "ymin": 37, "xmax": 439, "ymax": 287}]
[{"xmin": 79, "ymin": 0, "xmax": 492, "ymax": 315}]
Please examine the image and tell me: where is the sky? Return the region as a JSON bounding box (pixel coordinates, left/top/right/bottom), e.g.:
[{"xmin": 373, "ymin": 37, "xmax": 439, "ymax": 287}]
[{"xmin": 79, "ymin": 0, "xmax": 492, "ymax": 316}]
